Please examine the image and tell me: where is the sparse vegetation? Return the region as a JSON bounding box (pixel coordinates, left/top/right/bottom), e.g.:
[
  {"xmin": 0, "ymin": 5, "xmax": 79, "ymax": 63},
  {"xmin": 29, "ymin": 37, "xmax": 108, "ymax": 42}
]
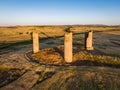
[
  {"xmin": 19, "ymin": 32, "xmax": 23, "ymax": 35},
  {"xmin": 0, "ymin": 25, "xmax": 120, "ymax": 89},
  {"xmin": 0, "ymin": 65, "xmax": 25, "ymax": 88},
  {"xmin": 32, "ymin": 66, "xmax": 120, "ymax": 90},
  {"xmin": 64, "ymin": 27, "xmax": 72, "ymax": 33},
  {"xmin": 32, "ymin": 47, "xmax": 64, "ymax": 65},
  {"xmin": 0, "ymin": 65, "xmax": 11, "ymax": 72},
  {"xmin": 46, "ymin": 41, "xmax": 55, "ymax": 45},
  {"xmin": 73, "ymin": 51, "xmax": 120, "ymax": 67},
  {"xmin": 36, "ymin": 71, "xmax": 55, "ymax": 83},
  {"xmin": 32, "ymin": 46, "xmax": 120, "ymax": 68}
]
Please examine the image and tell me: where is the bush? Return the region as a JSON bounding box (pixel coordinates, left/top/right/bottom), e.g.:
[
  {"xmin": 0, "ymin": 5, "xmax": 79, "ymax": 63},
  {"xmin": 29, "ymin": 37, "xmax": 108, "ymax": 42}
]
[
  {"xmin": 64, "ymin": 27, "xmax": 72, "ymax": 33},
  {"xmin": 19, "ymin": 32, "xmax": 23, "ymax": 35}
]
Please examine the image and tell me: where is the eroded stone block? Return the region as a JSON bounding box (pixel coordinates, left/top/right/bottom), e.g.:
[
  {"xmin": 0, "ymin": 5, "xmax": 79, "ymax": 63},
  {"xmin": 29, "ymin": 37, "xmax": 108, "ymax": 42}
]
[
  {"xmin": 32, "ymin": 32, "xmax": 39, "ymax": 53},
  {"xmin": 64, "ymin": 32, "xmax": 73, "ymax": 63},
  {"xmin": 85, "ymin": 31, "xmax": 94, "ymax": 50}
]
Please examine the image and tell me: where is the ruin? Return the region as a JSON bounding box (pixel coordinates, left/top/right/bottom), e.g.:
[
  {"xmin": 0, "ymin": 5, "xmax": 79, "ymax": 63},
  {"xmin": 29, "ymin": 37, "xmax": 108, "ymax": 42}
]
[
  {"xmin": 32, "ymin": 31, "xmax": 93, "ymax": 63},
  {"xmin": 32, "ymin": 32, "xmax": 39, "ymax": 53},
  {"xmin": 85, "ymin": 31, "xmax": 94, "ymax": 50},
  {"xmin": 64, "ymin": 32, "xmax": 73, "ymax": 63}
]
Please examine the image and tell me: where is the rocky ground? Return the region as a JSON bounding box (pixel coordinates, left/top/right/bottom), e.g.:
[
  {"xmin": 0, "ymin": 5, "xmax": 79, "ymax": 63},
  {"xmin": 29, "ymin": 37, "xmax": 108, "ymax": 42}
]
[{"xmin": 0, "ymin": 30, "xmax": 120, "ymax": 90}]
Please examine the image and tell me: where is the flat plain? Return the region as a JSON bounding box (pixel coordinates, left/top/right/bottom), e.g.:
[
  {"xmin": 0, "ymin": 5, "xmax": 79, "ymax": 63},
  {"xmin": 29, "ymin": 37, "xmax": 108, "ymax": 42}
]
[{"xmin": 0, "ymin": 25, "xmax": 120, "ymax": 90}]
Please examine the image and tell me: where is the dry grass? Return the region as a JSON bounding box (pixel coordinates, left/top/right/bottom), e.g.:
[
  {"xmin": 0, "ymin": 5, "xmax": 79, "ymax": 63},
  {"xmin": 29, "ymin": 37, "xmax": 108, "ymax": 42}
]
[
  {"xmin": 0, "ymin": 25, "xmax": 120, "ymax": 89},
  {"xmin": 32, "ymin": 66, "xmax": 120, "ymax": 90},
  {"xmin": 0, "ymin": 65, "xmax": 11, "ymax": 72},
  {"xmin": 32, "ymin": 47, "xmax": 64, "ymax": 65},
  {"xmin": 32, "ymin": 46, "xmax": 120, "ymax": 68},
  {"xmin": 73, "ymin": 51, "xmax": 120, "ymax": 67},
  {"xmin": 0, "ymin": 65, "xmax": 26, "ymax": 88},
  {"xmin": 0, "ymin": 25, "xmax": 120, "ymax": 42}
]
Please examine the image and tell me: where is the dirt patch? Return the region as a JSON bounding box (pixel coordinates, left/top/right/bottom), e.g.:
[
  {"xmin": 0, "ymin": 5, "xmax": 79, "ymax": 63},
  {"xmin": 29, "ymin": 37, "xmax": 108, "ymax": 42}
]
[
  {"xmin": 0, "ymin": 66, "xmax": 26, "ymax": 88},
  {"xmin": 0, "ymin": 26, "xmax": 120, "ymax": 89},
  {"xmin": 32, "ymin": 66, "xmax": 120, "ymax": 90}
]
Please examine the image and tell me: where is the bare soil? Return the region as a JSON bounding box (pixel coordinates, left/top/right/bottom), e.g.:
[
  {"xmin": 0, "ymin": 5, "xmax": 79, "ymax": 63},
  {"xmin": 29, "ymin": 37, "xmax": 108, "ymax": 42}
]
[{"xmin": 0, "ymin": 26, "xmax": 120, "ymax": 90}]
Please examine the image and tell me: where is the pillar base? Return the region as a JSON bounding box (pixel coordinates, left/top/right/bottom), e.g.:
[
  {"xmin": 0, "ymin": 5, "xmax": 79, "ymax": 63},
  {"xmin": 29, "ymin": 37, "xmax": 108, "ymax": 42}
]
[{"xmin": 86, "ymin": 47, "xmax": 94, "ymax": 50}]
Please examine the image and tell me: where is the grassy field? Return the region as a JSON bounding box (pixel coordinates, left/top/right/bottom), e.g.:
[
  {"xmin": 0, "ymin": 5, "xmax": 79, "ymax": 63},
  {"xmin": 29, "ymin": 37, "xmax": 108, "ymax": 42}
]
[
  {"xmin": 0, "ymin": 25, "xmax": 120, "ymax": 90},
  {"xmin": 0, "ymin": 25, "xmax": 120, "ymax": 41},
  {"xmin": 32, "ymin": 66, "xmax": 120, "ymax": 90}
]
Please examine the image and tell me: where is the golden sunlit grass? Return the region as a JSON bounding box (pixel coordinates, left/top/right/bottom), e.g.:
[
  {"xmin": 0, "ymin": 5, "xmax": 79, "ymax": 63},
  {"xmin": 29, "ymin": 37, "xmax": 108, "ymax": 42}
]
[
  {"xmin": 32, "ymin": 47, "xmax": 64, "ymax": 65},
  {"xmin": 32, "ymin": 46, "xmax": 120, "ymax": 67},
  {"xmin": 0, "ymin": 26, "xmax": 120, "ymax": 41},
  {"xmin": 0, "ymin": 65, "xmax": 11, "ymax": 72},
  {"xmin": 73, "ymin": 51, "xmax": 120, "ymax": 67},
  {"xmin": 0, "ymin": 25, "xmax": 120, "ymax": 89}
]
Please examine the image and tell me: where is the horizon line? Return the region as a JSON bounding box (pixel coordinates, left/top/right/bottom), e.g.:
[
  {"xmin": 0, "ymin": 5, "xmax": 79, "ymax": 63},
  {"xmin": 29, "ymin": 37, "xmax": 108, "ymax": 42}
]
[{"xmin": 0, "ymin": 24, "xmax": 120, "ymax": 27}]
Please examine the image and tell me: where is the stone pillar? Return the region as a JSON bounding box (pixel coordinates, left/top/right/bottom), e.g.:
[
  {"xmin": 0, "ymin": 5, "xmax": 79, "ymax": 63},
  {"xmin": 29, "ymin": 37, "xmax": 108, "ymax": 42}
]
[
  {"xmin": 64, "ymin": 32, "xmax": 73, "ymax": 63},
  {"xmin": 32, "ymin": 32, "xmax": 39, "ymax": 53},
  {"xmin": 85, "ymin": 31, "xmax": 94, "ymax": 50}
]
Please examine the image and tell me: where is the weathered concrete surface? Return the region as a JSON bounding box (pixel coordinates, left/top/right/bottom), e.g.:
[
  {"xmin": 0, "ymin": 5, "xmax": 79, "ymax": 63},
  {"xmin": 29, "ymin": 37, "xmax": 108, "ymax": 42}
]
[
  {"xmin": 85, "ymin": 31, "xmax": 94, "ymax": 50},
  {"xmin": 0, "ymin": 66, "xmax": 57, "ymax": 90},
  {"xmin": 1, "ymin": 70, "xmax": 39, "ymax": 90},
  {"xmin": 64, "ymin": 32, "xmax": 73, "ymax": 63},
  {"xmin": 0, "ymin": 47, "xmax": 32, "ymax": 70},
  {"xmin": 32, "ymin": 32, "xmax": 39, "ymax": 53}
]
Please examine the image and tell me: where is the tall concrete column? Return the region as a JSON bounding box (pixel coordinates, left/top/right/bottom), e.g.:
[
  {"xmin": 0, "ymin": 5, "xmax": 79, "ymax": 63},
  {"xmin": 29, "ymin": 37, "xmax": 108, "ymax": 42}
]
[
  {"xmin": 64, "ymin": 32, "xmax": 73, "ymax": 63},
  {"xmin": 85, "ymin": 31, "xmax": 94, "ymax": 50},
  {"xmin": 32, "ymin": 32, "xmax": 39, "ymax": 53}
]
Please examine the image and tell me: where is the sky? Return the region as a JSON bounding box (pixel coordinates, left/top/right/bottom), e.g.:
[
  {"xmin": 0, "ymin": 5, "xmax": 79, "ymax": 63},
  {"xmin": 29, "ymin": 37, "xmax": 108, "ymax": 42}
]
[{"xmin": 0, "ymin": 0, "xmax": 120, "ymax": 26}]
